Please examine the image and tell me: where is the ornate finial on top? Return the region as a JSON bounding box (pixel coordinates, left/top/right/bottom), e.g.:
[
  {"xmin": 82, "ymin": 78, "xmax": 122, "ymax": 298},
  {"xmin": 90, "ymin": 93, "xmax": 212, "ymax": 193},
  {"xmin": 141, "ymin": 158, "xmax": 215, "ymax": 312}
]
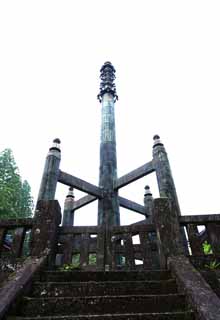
[
  {"xmin": 50, "ymin": 138, "xmax": 61, "ymax": 151},
  {"xmin": 153, "ymin": 135, "xmax": 163, "ymax": 148},
  {"xmin": 97, "ymin": 62, "xmax": 118, "ymax": 102},
  {"xmin": 144, "ymin": 185, "xmax": 152, "ymax": 197},
  {"xmin": 66, "ymin": 187, "xmax": 74, "ymax": 199}
]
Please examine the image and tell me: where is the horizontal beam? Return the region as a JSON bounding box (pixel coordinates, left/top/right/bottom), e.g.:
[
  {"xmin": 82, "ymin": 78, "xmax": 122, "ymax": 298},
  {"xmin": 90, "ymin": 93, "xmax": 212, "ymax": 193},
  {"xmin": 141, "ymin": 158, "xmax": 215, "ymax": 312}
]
[
  {"xmin": 59, "ymin": 225, "xmax": 103, "ymax": 235},
  {"xmin": 73, "ymin": 195, "xmax": 97, "ymax": 211},
  {"xmin": 118, "ymin": 196, "xmax": 146, "ymax": 215},
  {"xmin": 129, "ymin": 219, "xmax": 147, "ymax": 226},
  {"xmin": 58, "ymin": 170, "xmax": 103, "ymax": 198},
  {"xmin": 180, "ymin": 214, "xmax": 220, "ymax": 225},
  {"xmin": 110, "ymin": 223, "xmax": 155, "ymax": 234},
  {"xmin": 115, "ymin": 160, "xmax": 155, "ymax": 189},
  {"xmin": 0, "ymin": 218, "xmax": 33, "ymax": 228}
]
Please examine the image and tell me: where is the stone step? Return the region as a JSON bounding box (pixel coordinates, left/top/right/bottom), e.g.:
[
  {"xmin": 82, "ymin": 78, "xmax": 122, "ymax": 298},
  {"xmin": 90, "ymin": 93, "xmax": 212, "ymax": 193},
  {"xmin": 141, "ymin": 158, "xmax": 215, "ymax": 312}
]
[
  {"xmin": 32, "ymin": 279, "xmax": 177, "ymax": 297},
  {"xmin": 19, "ymin": 294, "xmax": 188, "ymax": 317},
  {"xmin": 7, "ymin": 310, "xmax": 195, "ymax": 320},
  {"xmin": 36, "ymin": 270, "xmax": 172, "ymax": 283}
]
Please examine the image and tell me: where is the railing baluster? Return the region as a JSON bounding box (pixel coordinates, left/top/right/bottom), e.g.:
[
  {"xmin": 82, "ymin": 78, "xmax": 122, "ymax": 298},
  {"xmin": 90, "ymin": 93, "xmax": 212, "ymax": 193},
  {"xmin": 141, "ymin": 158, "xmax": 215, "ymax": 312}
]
[
  {"xmin": 206, "ymin": 223, "xmax": 220, "ymax": 255},
  {"xmin": 96, "ymin": 227, "xmax": 105, "ymax": 270},
  {"xmin": 124, "ymin": 233, "xmax": 135, "ymax": 270},
  {"xmin": 187, "ymin": 224, "xmax": 204, "ymax": 255},
  {"xmin": 0, "ymin": 228, "xmax": 6, "ymax": 256},
  {"xmin": 139, "ymin": 231, "xmax": 153, "ymax": 269},
  {"xmin": 62, "ymin": 235, "xmax": 73, "ymax": 264},
  {"xmin": 11, "ymin": 227, "xmax": 26, "ymax": 258},
  {"xmin": 80, "ymin": 232, "xmax": 89, "ymax": 267}
]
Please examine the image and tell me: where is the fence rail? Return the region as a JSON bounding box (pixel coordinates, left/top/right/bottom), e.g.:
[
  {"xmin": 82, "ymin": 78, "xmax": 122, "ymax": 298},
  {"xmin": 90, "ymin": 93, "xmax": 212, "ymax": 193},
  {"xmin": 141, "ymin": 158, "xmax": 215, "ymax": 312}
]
[
  {"xmin": 180, "ymin": 215, "xmax": 220, "ymax": 257},
  {"xmin": 0, "ymin": 219, "xmax": 33, "ymax": 264},
  {"xmin": 57, "ymin": 224, "xmax": 159, "ymax": 271}
]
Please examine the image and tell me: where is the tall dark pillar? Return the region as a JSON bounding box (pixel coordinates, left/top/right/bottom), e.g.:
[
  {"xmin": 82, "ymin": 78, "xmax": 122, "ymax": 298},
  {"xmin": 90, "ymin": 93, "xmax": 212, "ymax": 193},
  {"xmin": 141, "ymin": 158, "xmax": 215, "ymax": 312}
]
[{"xmin": 97, "ymin": 62, "xmax": 120, "ymax": 227}]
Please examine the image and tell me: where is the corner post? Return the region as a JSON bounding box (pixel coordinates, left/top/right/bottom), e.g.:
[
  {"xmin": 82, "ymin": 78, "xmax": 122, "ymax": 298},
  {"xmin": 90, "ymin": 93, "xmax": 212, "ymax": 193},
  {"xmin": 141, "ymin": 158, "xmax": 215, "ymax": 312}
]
[
  {"xmin": 37, "ymin": 139, "xmax": 61, "ymax": 201},
  {"xmin": 144, "ymin": 185, "xmax": 153, "ymax": 223},
  {"xmin": 152, "ymin": 135, "xmax": 180, "ymax": 213},
  {"xmin": 30, "ymin": 200, "xmax": 61, "ymax": 266},
  {"xmin": 153, "ymin": 198, "xmax": 184, "ymax": 268},
  {"xmin": 152, "ymin": 135, "xmax": 188, "ymax": 252},
  {"xmin": 62, "ymin": 187, "xmax": 75, "ymax": 226}
]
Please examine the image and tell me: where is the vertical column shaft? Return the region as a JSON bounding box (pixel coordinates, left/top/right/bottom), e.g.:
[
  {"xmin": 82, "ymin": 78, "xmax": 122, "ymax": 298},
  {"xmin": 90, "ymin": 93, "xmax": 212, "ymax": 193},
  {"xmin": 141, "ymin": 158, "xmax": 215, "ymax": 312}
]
[
  {"xmin": 97, "ymin": 62, "xmax": 120, "ymax": 228},
  {"xmin": 62, "ymin": 187, "xmax": 75, "ymax": 226},
  {"xmin": 144, "ymin": 185, "xmax": 153, "ymax": 224},
  {"xmin": 98, "ymin": 92, "xmax": 120, "ymax": 226},
  {"xmin": 152, "ymin": 135, "xmax": 180, "ymax": 214},
  {"xmin": 37, "ymin": 139, "xmax": 61, "ymax": 202},
  {"xmin": 152, "ymin": 135, "xmax": 188, "ymax": 252}
]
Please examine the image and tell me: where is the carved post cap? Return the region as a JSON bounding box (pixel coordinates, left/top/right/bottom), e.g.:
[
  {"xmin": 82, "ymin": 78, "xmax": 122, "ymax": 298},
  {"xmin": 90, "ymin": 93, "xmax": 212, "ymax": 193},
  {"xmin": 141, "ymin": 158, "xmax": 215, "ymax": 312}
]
[
  {"xmin": 98, "ymin": 61, "xmax": 118, "ymax": 102},
  {"xmin": 144, "ymin": 185, "xmax": 152, "ymax": 197},
  {"xmin": 50, "ymin": 138, "xmax": 61, "ymax": 152},
  {"xmin": 66, "ymin": 187, "xmax": 75, "ymax": 199},
  {"xmin": 153, "ymin": 135, "xmax": 163, "ymax": 148}
]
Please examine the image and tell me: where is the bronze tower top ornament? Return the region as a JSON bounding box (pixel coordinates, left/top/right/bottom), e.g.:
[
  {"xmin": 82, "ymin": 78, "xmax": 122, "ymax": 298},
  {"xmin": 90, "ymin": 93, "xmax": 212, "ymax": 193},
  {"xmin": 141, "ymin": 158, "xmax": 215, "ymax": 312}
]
[{"xmin": 97, "ymin": 61, "xmax": 118, "ymax": 102}]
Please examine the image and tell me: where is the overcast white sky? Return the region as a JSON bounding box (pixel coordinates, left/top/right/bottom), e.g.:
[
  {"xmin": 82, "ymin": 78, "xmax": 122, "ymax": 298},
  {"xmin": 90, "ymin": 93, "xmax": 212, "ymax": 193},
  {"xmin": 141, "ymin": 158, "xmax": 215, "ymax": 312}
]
[{"xmin": 0, "ymin": 1, "xmax": 220, "ymax": 226}]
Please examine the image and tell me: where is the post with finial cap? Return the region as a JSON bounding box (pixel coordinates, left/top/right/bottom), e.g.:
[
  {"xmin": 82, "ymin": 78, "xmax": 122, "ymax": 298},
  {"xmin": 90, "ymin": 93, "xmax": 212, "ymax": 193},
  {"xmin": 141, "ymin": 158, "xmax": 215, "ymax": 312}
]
[
  {"xmin": 97, "ymin": 62, "xmax": 120, "ymax": 227},
  {"xmin": 152, "ymin": 135, "xmax": 188, "ymax": 253},
  {"xmin": 62, "ymin": 187, "xmax": 75, "ymax": 226},
  {"xmin": 152, "ymin": 135, "xmax": 181, "ymax": 215},
  {"xmin": 97, "ymin": 62, "xmax": 120, "ymax": 270},
  {"xmin": 37, "ymin": 138, "xmax": 61, "ymax": 202},
  {"xmin": 144, "ymin": 185, "xmax": 153, "ymax": 224}
]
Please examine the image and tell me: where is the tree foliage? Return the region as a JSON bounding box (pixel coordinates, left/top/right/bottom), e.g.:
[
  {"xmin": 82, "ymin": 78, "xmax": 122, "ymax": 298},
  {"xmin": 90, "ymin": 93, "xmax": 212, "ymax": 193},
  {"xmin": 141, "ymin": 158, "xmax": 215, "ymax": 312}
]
[{"xmin": 0, "ymin": 149, "xmax": 33, "ymax": 218}]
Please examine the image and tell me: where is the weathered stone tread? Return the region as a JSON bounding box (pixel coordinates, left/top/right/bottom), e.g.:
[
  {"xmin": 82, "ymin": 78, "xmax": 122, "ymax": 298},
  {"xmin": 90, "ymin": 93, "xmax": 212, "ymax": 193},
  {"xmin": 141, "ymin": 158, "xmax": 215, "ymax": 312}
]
[
  {"xmin": 7, "ymin": 310, "xmax": 195, "ymax": 320},
  {"xmin": 20, "ymin": 294, "xmax": 187, "ymax": 316},
  {"xmin": 32, "ymin": 279, "xmax": 177, "ymax": 297},
  {"xmin": 36, "ymin": 270, "xmax": 172, "ymax": 282}
]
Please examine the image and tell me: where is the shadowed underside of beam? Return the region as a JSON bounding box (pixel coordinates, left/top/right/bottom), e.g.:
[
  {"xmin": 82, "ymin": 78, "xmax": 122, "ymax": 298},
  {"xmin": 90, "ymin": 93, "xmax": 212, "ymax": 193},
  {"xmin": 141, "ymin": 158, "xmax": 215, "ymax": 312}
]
[
  {"xmin": 118, "ymin": 196, "xmax": 146, "ymax": 215},
  {"xmin": 58, "ymin": 170, "xmax": 103, "ymax": 198},
  {"xmin": 115, "ymin": 161, "xmax": 155, "ymax": 189}
]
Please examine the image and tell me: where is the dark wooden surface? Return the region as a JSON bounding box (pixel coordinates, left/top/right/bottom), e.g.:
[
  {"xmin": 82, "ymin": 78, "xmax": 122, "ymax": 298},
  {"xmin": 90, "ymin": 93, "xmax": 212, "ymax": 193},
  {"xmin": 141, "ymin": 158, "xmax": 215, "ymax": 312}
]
[
  {"xmin": 118, "ymin": 196, "xmax": 146, "ymax": 215},
  {"xmin": 73, "ymin": 195, "xmax": 97, "ymax": 210},
  {"xmin": 0, "ymin": 219, "xmax": 33, "ymax": 228},
  {"xmin": 180, "ymin": 214, "xmax": 220, "ymax": 224},
  {"xmin": 115, "ymin": 161, "xmax": 155, "ymax": 189},
  {"xmin": 58, "ymin": 170, "xmax": 103, "ymax": 198}
]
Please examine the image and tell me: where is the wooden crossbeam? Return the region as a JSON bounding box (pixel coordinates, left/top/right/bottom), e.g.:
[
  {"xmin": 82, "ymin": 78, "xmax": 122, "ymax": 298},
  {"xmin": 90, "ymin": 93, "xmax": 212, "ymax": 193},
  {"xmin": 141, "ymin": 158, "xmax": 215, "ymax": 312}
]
[
  {"xmin": 115, "ymin": 160, "xmax": 155, "ymax": 189},
  {"xmin": 180, "ymin": 214, "xmax": 220, "ymax": 225},
  {"xmin": 118, "ymin": 196, "xmax": 146, "ymax": 215},
  {"xmin": 58, "ymin": 170, "xmax": 103, "ymax": 198},
  {"xmin": 73, "ymin": 195, "xmax": 97, "ymax": 211}
]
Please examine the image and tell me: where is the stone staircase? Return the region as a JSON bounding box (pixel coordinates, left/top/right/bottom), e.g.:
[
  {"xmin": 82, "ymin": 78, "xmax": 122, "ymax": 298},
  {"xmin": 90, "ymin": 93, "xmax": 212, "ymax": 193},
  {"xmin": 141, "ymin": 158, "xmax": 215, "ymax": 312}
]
[{"xmin": 7, "ymin": 269, "xmax": 195, "ymax": 320}]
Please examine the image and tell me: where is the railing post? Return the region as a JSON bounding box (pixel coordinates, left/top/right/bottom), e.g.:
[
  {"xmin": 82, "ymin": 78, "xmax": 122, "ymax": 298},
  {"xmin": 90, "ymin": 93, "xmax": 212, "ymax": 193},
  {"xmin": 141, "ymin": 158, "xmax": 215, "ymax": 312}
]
[
  {"xmin": 62, "ymin": 187, "xmax": 75, "ymax": 226},
  {"xmin": 144, "ymin": 185, "xmax": 153, "ymax": 223},
  {"xmin": 187, "ymin": 224, "xmax": 204, "ymax": 255},
  {"xmin": 206, "ymin": 223, "xmax": 220, "ymax": 255},
  {"xmin": 30, "ymin": 200, "xmax": 61, "ymax": 266},
  {"xmin": 153, "ymin": 198, "xmax": 184, "ymax": 268},
  {"xmin": 152, "ymin": 135, "xmax": 188, "ymax": 253},
  {"xmin": 11, "ymin": 227, "xmax": 26, "ymax": 258},
  {"xmin": 37, "ymin": 139, "xmax": 61, "ymax": 201}
]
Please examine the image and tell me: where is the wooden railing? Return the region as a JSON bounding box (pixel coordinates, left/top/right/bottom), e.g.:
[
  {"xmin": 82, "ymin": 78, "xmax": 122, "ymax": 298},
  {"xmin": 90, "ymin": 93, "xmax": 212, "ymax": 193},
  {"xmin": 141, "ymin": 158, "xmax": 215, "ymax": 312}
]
[
  {"xmin": 58, "ymin": 226, "xmax": 104, "ymax": 270},
  {"xmin": 0, "ymin": 218, "xmax": 33, "ymax": 274},
  {"xmin": 180, "ymin": 214, "xmax": 220, "ymax": 268},
  {"xmin": 109, "ymin": 224, "xmax": 158, "ymax": 270},
  {"xmin": 57, "ymin": 224, "xmax": 159, "ymax": 271}
]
